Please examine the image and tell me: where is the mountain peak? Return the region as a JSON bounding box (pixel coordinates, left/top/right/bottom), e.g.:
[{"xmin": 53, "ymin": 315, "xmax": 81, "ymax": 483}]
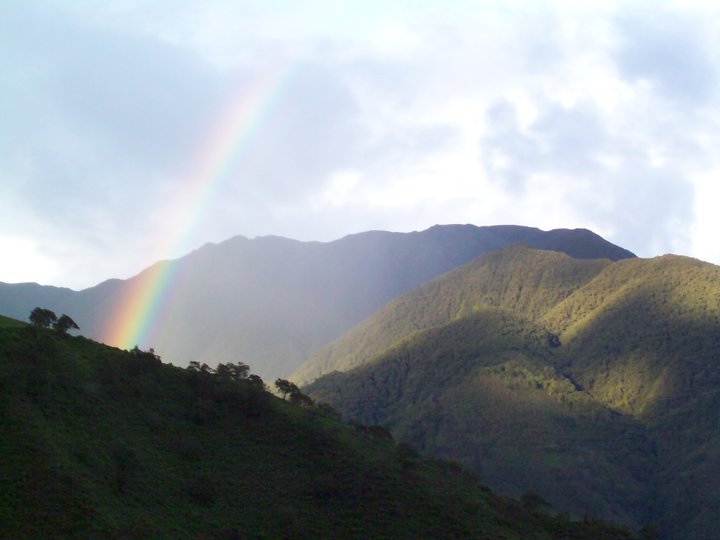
[{"xmin": 0, "ymin": 224, "xmax": 634, "ymax": 381}]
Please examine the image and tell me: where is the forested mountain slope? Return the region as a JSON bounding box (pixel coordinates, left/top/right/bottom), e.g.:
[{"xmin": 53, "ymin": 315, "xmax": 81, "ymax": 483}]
[
  {"xmin": 303, "ymin": 247, "xmax": 720, "ymax": 540},
  {"xmin": 307, "ymin": 310, "xmax": 655, "ymax": 528},
  {"xmin": 292, "ymin": 246, "xmax": 612, "ymax": 385},
  {"xmin": 0, "ymin": 316, "xmax": 636, "ymax": 539}
]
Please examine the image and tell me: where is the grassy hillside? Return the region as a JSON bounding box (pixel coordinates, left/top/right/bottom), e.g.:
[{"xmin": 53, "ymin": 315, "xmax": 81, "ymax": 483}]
[
  {"xmin": 0, "ymin": 323, "xmax": 636, "ymax": 539},
  {"xmin": 301, "ymin": 248, "xmax": 720, "ymax": 540},
  {"xmin": 0, "ymin": 314, "xmax": 26, "ymax": 328}
]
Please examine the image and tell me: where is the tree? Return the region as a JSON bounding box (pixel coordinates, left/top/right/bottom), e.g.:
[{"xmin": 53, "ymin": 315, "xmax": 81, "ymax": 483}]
[
  {"xmin": 216, "ymin": 362, "xmax": 249, "ymax": 382},
  {"xmin": 247, "ymin": 374, "xmax": 266, "ymax": 391},
  {"xmin": 316, "ymin": 402, "xmax": 341, "ymax": 419},
  {"xmin": 396, "ymin": 443, "xmax": 420, "ymax": 468},
  {"xmin": 275, "ymin": 378, "xmax": 300, "ymax": 400},
  {"xmin": 188, "ymin": 361, "xmax": 213, "ymax": 375},
  {"xmin": 363, "ymin": 424, "xmax": 394, "ymax": 443},
  {"xmin": 29, "ymin": 307, "xmax": 57, "ymax": 328},
  {"xmin": 289, "ymin": 391, "xmax": 314, "ymax": 409},
  {"xmin": 53, "ymin": 314, "xmax": 79, "ymax": 335}
]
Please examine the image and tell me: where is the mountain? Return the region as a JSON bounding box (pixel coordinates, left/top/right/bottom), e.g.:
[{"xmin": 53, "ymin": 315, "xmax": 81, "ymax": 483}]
[
  {"xmin": 291, "ymin": 245, "xmax": 612, "ymax": 385},
  {"xmin": 0, "ymin": 224, "xmax": 635, "ymax": 381},
  {"xmin": 301, "ymin": 246, "xmax": 720, "ymax": 540},
  {"xmin": 0, "ymin": 316, "xmax": 636, "ymax": 539}
]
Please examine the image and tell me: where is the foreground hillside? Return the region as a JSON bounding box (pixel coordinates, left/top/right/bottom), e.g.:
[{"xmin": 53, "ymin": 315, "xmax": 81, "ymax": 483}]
[
  {"xmin": 0, "ymin": 225, "xmax": 634, "ymax": 380},
  {"xmin": 0, "ymin": 319, "xmax": 636, "ymax": 539},
  {"xmin": 302, "ymin": 246, "xmax": 720, "ymax": 539}
]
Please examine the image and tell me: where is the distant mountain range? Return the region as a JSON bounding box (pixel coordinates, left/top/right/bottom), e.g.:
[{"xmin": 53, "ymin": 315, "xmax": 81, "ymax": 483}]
[
  {"xmin": 0, "ymin": 225, "xmax": 634, "ymax": 380},
  {"xmin": 301, "ymin": 245, "xmax": 720, "ymax": 540}
]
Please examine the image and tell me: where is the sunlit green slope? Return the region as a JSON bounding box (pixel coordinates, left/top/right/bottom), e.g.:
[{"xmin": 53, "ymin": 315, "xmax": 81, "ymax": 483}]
[
  {"xmin": 301, "ymin": 247, "xmax": 720, "ymax": 540},
  {"xmin": 541, "ymin": 255, "xmax": 720, "ymax": 540},
  {"xmin": 292, "ymin": 245, "xmax": 610, "ymax": 385},
  {"xmin": 542, "ymin": 254, "xmax": 720, "ymax": 416},
  {"xmin": 0, "ymin": 323, "xmax": 635, "ymax": 539}
]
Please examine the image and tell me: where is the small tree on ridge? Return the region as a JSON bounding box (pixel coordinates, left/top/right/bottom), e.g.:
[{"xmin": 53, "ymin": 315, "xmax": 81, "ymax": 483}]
[
  {"xmin": 54, "ymin": 314, "xmax": 79, "ymax": 335},
  {"xmin": 275, "ymin": 378, "xmax": 300, "ymax": 400},
  {"xmin": 29, "ymin": 307, "xmax": 57, "ymax": 328}
]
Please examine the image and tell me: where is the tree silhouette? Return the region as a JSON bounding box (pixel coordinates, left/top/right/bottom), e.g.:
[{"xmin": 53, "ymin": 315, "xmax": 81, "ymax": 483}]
[
  {"xmin": 289, "ymin": 391, "xmax": 314, "ymax": 409},
  {"xmin": 54, "ymin": 314, "xmax": 79, "ymax": 335},
  {"xmin": 188, "ymin": 361, "xmax": 213, "ymax": 375},
  {"xmin": 521, "ymin": 491, "xmax": 551, "ymax": 513},
  {"xmin": 216, "ymin": 362, "xmax": 249, "ymax": 382},
  {"xmin": 29, "ymin": 307, "xmax": 57, "ymax": 328},
  {"xmin": 275, "ymin": 378, "xmax": 299, "ymax": 400},
  {"xmin": 247, "ymin": 374, "xmax": 266, "ymax": 391}
]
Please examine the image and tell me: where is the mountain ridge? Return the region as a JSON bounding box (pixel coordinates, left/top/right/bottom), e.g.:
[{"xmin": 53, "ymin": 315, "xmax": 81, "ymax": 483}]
[
  {"xmin": 301, "ymin": 246, "xmax": 720, "ymax": 539},
  {"xmin": 0, "ymin": 225, "xmax": 635, "ymax": 380},
  {"xmin": 291, "ymin": 245, "xmax": 612, "ymax": 385}
]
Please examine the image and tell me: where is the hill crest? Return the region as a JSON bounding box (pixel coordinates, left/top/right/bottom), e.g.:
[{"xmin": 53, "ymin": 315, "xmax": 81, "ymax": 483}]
[{"xmin": 0, "ymin": 224, "xmax": 634, "ymax": 380}]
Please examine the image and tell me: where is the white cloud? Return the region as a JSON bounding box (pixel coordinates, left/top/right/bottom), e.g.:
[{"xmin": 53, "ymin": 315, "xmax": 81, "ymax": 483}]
[
  {"xmin": 2, "ymin": 1, "xmax": 720, "ymax": 288},
  {"xmin": 0, "ymin": 236, "xmax": 59, "ymax": 285},
  {"xmin": 692, "ymin": 168, "xmax": 720, "ymax": 262}
]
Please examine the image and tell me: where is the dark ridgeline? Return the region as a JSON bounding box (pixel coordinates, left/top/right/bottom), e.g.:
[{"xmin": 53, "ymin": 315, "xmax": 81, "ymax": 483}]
[{"xmin": 0, "ymin": 224, "xmax": 634, "ymax": 380}]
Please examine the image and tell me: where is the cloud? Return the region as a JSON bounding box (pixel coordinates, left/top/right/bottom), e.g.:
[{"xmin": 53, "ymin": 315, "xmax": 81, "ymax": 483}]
[
  {"xmin": 0, "ymin": 236, "xmax": 59, "ymax": 285},
  {"xmin": 231, "ymin": 62, "xmax": 367, "ymax": 201},
  {"xmin": 0, "ymin": 4, "xmax": 226, "ymax": 229},
  {"xmin": 2, "ymin": 1, "xmax": 720, "ymax": 288},
  {"xmin": 480, "ymin": 90, "xmax": 697, "ymax": 257},
  {"xmin": 614, "ymin": 10, "xmax": 718, "ymax": 106}
]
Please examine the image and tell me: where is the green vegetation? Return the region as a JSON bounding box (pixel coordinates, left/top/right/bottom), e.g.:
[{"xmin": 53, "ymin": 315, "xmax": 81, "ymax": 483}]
[
  {"xmin": 0, "ymin": 314, "xmax": 26, "ymax": 328},
  {"xmin": 307, "ymin": 310, "xmax": 655, "ymax": 528},
  {"xmin": 29, "ymin": 306, "xmax": 80, "ymax": 335},
  {"xmin": 0, "ymin": 322, "xmax": 637, "ymax": 539},
  {"xmin": 292, "ymin": 246, "xmax": 611, "ymax": 385},
  {"xmin": 299, "ymin": 246, "xmax": 720, "ymax": 539},
  {"xmin": 29, "ymin": 306, "xmax": 58, "ymax": 328}
]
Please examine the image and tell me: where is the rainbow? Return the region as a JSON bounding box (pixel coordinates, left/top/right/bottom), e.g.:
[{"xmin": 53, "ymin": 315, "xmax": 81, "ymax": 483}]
[{"xmin": 103, "ymin": 58, "xmax": 297, "ymax": 350}]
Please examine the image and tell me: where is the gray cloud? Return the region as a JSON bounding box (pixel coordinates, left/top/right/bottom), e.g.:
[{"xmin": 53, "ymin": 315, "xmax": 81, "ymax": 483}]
[
  {"xmin": 0, "ymin": 3, "xmax": 228, "ymax": 227},
  {"xmin": 481, "ymin": 100, "xmax": 607, "ymax": 193},
  {"xmin": 482, "ymin": 101, "xmax": 542, "ymax": 192},
  {"xmin": 614, "ymin": 12, "xmax": 718, "ymax": 106},
  {"xmin": 235, "ymin": 62, "xmax": 367, "ymax": 202},
  {"xmin": 480, "ymin": 97, "xmax": 695, "ymax": 257}
]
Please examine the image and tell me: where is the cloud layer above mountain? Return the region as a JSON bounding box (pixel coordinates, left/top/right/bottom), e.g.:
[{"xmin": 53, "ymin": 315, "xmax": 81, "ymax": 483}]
[{"xmin": 2, "ymin": 1, "xmax": 719, "ymax": 288}]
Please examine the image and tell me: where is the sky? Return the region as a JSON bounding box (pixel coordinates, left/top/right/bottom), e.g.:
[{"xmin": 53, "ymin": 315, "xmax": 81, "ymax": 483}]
[{"xmin": 2, "ymin": 0, "xmax": 720, "ymax": 290}]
